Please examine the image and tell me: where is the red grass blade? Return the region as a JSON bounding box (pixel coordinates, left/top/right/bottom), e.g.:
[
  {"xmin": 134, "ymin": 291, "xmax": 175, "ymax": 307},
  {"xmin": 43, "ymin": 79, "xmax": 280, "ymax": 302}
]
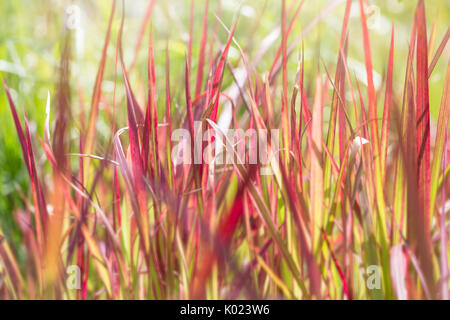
[
  {"xmin": 128, "ymin": 0, "xmax": 156, "ymax": 71},
  {"xmin": 143, "ymin": 25, "xmax": 159, "ymax": 177},
  {"xmin": 428, "ymin": 28, "xmax": 449, "ymax": 77},
  {"xmin": 117, "ymin": 8, "xmax": 151, "ymax": 265},
  {"xmin": 3, "ymin": 79, "xmax": 47, "ymax": 251},
  {"xmin": 281, "ymin": 0, "xmax": 290, "ymax": 164},
  {"xmin": 195, "ymin": 0, "xmax": 209, "ymax": 97},
  {"xmin": 324, "ymin": 0, "xmax": 351, "ymax": 193},
  {"xmin": 268, "ymin": 0, "xmax": 305, "ymax": 80},
  {"xmin": 359, "ymin": 0, "xmax": 379, "ymax": 147},
  {"xmin": 205, "ymin": 20, "xmax": 237, "ymax": 123},
  {"xmin": 165, "ymin": 40, "xmax": 174, "ymax": 188},
  {"xmin": 337, "ymin": 0, "xmax": 352, "ymax": 162},
  {"xmin": 310, "ymin": 74, "xmax": 324, "ymax": 252},
  {"xmin": 415, "ymin": 1, "xmax": 432, "ymax": 275},
  {"xmin": 84, "ymin": 0, "xmax": 116, "ymax": 156},
  {"xmin": 359, "ymin": 0, "xmax": 389, "ymax": 249},
  {"xmin": 322, "ymin": 230, "xmax": 351, "ymax": 299},
  {"xmin": 185, "ymin": 58, "xmax": 195, "ymax": 140},
  {"xmin": 380, "ymin": 25, "xmax": 394, "ymax": 176},
  {"xmin": 188, "ymin": 0, "xmax": 194, "ymax": 70}
]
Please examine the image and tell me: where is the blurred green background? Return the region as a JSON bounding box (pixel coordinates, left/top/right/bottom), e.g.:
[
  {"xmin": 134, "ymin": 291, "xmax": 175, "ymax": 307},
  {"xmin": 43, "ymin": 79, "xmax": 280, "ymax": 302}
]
[{"xmin": 0, "ymin": 0, "xmax": 449, "ymax": 246}]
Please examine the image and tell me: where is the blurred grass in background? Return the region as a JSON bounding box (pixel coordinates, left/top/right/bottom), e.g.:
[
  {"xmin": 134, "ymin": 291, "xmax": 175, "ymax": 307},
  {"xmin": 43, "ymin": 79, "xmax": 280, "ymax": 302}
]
[{"xmin": 0, "ymin": 0, "xmax": 449, "ymax": 247}]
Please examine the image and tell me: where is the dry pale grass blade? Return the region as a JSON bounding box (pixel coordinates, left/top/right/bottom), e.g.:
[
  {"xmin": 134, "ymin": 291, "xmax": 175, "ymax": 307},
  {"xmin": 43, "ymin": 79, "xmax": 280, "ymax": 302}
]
[{"xmin": 390, "ymin": 244, "xmax": 408, "ymax": 300}]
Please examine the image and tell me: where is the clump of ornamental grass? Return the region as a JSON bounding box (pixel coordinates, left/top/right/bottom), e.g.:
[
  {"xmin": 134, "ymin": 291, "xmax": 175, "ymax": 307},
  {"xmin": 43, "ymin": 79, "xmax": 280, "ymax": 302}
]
[{"xmin": 0, "ymin": 0, "xmax": 449, "ymax": 299}]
